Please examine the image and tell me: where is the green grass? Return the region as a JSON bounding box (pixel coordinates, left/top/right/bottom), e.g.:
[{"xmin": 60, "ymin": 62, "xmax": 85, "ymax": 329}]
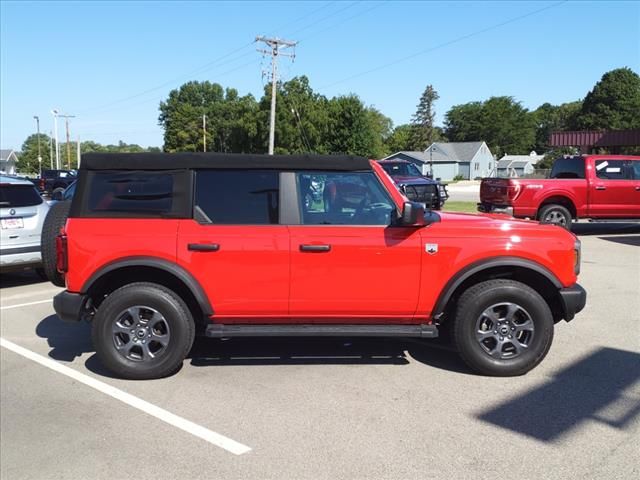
[{"xmin": 441, "ymin": 201, "xmax": 478, "ymax": 214}]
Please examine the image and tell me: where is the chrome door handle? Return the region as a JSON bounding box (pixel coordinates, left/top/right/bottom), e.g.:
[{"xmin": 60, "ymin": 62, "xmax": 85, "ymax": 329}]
[
  {"xmin": 188, "ymin": 243, "xmax": 220, "ymax": 252},
  {"xmin": 300, "ymin": 244, "xmax": 331, "ymax": 253},
  {"xmin": 595, "ymin": 186, "xmax": 606, "ymax": 191}
]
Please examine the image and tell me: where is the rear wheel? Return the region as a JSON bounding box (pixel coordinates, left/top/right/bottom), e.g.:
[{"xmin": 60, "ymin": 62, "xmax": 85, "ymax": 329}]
[
  {"xmin": 41, "ymin": 201, "xmax": 71, "ymax": 286},
  {"xmin": 453, "ymin": 279, "xmax": 554, "ymax": 376},
  {"xmin": 539, "ymin": 204, "xmax": 572, "ymax": 229},
  {"xmin": 92, "ymin": 283, "xmax": 195, "ymax": 380}
]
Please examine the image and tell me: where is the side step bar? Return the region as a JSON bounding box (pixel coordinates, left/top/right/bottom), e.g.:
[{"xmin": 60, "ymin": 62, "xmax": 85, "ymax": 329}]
[{"xmin": 205, "ymin": 324, "xmax": 438, "ymax": 339}]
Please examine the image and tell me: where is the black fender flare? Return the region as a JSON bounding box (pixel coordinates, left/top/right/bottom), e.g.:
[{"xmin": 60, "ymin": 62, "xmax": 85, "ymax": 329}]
[
  {"xmin": 81, "ymin": 256, "xmax": 213, "ymax": 316},
  {"xmin": 432, "ymin": 256, "xmax": 562, "ymax": 319}
]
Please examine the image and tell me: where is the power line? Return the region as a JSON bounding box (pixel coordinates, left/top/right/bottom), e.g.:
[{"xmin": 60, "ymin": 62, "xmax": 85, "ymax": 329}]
[
  {"xmin": 284, "ymin": 1, "xmax": 359, "ymax": 38},
  {"xmin": 318, "ymin": 1, "xmax": 568, "ymax": 90}
]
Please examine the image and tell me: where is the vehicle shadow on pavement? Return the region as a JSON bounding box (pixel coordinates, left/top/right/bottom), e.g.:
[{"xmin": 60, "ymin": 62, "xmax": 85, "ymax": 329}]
[
  {"xmin": 36, "ymin": 314, "xmax": 93, "ymax": 362},
  {"xmin": 597, "ymin": 235, "xmax": 640, "ymax": 247},
  {"xmin": 572, "ymin": 222, "xmax": 640, "ymax": 236},
  {"xmin": 476, "ymin": 347, "xmax": 640, "ymax": 442},
  {"xmin": 0, "ymin": 271, "xmax": 48, "ymax": 288},
  {"xmin": 188, "ymin": 336, "xmax": 472, "ymax": 374}
]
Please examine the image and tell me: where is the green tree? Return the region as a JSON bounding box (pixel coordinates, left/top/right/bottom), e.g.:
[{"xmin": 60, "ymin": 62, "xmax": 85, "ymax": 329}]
[
  {"xmin": 17, "ymin": 133, "xmax": 52, "ymax": 174},
  {"xmin": 445, "ymin": 96, "xmax": 535, "ymax": 157},
  {"xmin": 410, "ymin": 85, "xmax": 440, "ymax": 150},
  {"xmin": 159, "ymin": 81, "xmax": 259, "ymax": 152},
  {"xmin": 385, "ymin": 124, "xmax": 414, "ymax": 153},
  {"xmin": 577, "ymin": 67, "xmax": 640, "ymax": 130},
  {"xmin": 532, "ymin": 101, "xmax": 581, "ymax": 152}
]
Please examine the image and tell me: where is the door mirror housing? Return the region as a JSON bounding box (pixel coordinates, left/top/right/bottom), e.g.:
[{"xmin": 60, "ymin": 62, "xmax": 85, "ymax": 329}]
[
  {"xmin": 400, "ymin": 201, "xmax": 427, "ymax": 226},
  {"xmin": 51, "ymin": 190, "xmax": 64, "ymax": 201}
]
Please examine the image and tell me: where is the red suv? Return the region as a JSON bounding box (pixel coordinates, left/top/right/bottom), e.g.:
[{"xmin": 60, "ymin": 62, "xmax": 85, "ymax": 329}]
[{"xmin": 53, "ymin": 153, "xmax": 586, "ymax": 379}]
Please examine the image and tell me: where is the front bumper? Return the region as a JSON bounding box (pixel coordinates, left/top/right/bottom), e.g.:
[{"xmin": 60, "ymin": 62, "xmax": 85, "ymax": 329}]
[
  {"xmin": 53, "ymin": 291, "xmax": 88, "ymax": 323},
  {"xmin": 559, "ymin": 284, "xmax": 587, "ymax": 321},
  {"xmin": 477, "ymin": 203, "xmax": 514, "ymax": 216}
]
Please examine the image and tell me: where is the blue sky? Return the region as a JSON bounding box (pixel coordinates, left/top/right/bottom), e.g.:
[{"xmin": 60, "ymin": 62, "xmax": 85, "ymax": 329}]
[{"xmin": 1, "ymin": 0, "xmax": 639, "ymax": 150}]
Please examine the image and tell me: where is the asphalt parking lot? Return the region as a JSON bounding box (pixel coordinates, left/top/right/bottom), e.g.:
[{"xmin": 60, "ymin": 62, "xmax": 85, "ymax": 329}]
[{"xmin": 1, "ymin": 223, "xmax": 639, "ymax": 480}]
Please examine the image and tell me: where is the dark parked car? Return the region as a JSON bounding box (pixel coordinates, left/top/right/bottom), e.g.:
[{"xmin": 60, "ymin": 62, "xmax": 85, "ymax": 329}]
[
  {"xmin": 38, "ymin": 169, "xmax": 77, "ymax": 195},
  {"xmin": 378, "ymin": 160, "xmax": 448, "ymax": 209}
]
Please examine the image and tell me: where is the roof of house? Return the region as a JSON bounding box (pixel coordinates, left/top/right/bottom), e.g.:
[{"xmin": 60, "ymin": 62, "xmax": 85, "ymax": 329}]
[
  {"xmin": 498, "ymin": 151, "xmax": 545, "ymax": 165},
  {"xmin": 1, "ymin": 149, "xmax": 16, "ymax": 162},
  {"xmin": 425, "ymin": 142, "xmax": 487, "ymax": 163},
  {"xmin": 80, "ymin": 153, "xmax": 372, "ymax": 171},
  {"xmin": 381, "ymin": 151, "xmax": 431, "ymax": 163}
]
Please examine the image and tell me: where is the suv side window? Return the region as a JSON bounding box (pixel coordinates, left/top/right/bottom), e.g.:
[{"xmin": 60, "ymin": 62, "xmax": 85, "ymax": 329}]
[
  {"xmin": 195, "ymin": 170, "xmax": 279, "ymax": 225},
  {"xmin": 86, "ymin": 171, "xmax": 176, "ymax": 216},
  {"xmin": 297, "ymin": 172, "xmax": 394, "ymax": 226},
  {"xmin": 631, "ymin": 161, "xmax": 640, "ymax": 180},
  {"xmin": 594, "ymin": 160, "xmax": 630, "ymax": 180}
]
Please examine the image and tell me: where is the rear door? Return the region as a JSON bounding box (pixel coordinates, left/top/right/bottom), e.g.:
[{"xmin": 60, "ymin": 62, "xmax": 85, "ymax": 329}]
[
  {"xmin": 630, "ymin": 160, "xmax": 640, "ymax": 216},
  {"xmin": 590, "ymin": 159, "xmax": 637, "ymax": 217},
  {"xmin": 288, "ymin": 171, "xmax": 422, "ymax": 321},
  {"xmin": 177, "ymin": 170, "xmax": 290, "ymax": 321}
]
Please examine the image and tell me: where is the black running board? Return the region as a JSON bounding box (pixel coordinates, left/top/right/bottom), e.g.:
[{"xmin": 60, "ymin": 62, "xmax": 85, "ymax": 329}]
[{"xmin": 205, "ymin": 324, "xmax": 438, "ymax": 338}]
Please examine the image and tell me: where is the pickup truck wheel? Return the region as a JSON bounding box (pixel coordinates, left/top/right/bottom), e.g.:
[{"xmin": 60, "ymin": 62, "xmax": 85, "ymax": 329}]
[
  {"xmin": 41, "ymin": 200, "xmax": 71, "ymax": 287},
  {"xmin": 539, "ymin": 204, "xmax": 571, "ymax": 229},
  {"xmin": 453, "ymin": 279, "xmax": 554, "ymax": 376},
  {"xmin": 92, "ymin": 283, "xmax": 195, "ymax": 380}
]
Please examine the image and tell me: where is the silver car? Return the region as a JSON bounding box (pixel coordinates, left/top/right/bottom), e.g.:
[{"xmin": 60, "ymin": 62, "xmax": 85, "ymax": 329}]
[{"xmin": 0, "ymin": 175, "xmax": 49, "ymax": 272}]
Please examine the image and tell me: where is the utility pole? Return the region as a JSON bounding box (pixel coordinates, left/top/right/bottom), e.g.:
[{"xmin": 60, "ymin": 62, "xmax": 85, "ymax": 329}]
[
  {"xmin": 202, "ymin": 114, "xmax": 207, "ymax": 152},
  {"xmin": 256, "ymin": 36, "xmax": 297, "ymax": 155},
  {"xmin": 77, "ymin": 136, "xmax": 81, "ymax": 168},
  {"xmin": 59, "ymin": 114, "xmax": 76, "ymax": 170},
  {"xmin": 51, "ymin": 110, "xmax": 60, "ymax": 169},
  {"xmin": 33, "ymin": 116, "xmax": 42, "ymax": 175},
  {"xmin": 48, "ymin": 131, "xmax": 53, "ymax": 169}
]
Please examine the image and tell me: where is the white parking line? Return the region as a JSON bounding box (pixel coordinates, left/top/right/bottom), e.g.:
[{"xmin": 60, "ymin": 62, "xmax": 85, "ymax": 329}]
[
  {"xmin": 0, "ymin": 287, "xmax": 63, "ymax": 303},
  {"xmin": 0, "ymin": 299, "xmax": 52, "ymax": 310},
  {"xmin": 0, "ymin": 338, "xmax": 252, "ymax": 455}
]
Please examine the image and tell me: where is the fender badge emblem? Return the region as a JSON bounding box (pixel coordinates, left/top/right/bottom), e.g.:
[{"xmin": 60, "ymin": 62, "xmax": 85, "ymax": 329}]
[{"xmin": 425, "ymin": 244, "xmax": 438, "ymax": 255}]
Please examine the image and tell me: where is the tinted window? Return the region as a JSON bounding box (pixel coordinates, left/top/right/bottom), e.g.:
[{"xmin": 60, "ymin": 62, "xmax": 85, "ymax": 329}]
[
  {"xmin": 381, "ymin": 163, "xmax": 422, "ymax": 177},
  {"xmin": 550, "ymin": 157, "xmax": 585, "ymax": 179},
  {"xmin": 195, "ymin": 170, "xmax": 279, "ymax": 224},
  {"xmin": 594, "ymin": 160, "xmax": 629, "ymax": 180},
  {"xmin": 0, "ymin": 185, "xmax": 43, "ymax": 207},
  {"xmin": 297, "ymin": 172, "xmax": 394, "ymax": 225},
  {"xmin": 87, "ymin": 172, "xmax": 174, "ymax": 214},
  {"xmin": 630, "ymin": 161, "xmax": 640, "ymax": 180}
]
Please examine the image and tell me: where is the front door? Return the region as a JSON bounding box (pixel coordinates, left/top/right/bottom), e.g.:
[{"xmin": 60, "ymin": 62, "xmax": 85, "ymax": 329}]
[
  {"xmin": 177, "ymin": 170, "xmax": 290, "ymax": 320},
  {"xmin": 289, "ymin": 171, "xmax": 422, "ymax": 322},
  {"xmin": 590, "ymin": 159, "xmax": 637, "ymax": 217}
]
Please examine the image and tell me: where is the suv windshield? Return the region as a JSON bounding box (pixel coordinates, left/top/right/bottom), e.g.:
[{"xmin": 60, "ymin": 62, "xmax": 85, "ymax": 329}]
[
  {"xmin": 0, "ymin": 185, "xmax": 44, "ymax": 207},
  {"xmin": 381, "ymin": 163, "xmax": 422, "ymax": 177}
]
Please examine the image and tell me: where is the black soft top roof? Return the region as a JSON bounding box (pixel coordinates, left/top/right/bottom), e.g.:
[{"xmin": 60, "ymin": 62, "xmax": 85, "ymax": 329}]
[{"xmin": 80, "ymin": 152, "xmax": 372, "ymax": 171}]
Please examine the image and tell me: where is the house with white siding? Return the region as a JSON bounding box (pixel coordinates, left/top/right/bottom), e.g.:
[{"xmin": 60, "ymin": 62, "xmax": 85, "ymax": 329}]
[
  {"xmin": 381, "ymin": 142, "xmax": 495, "ymax": 181},
  {"xmin": 0, "ymin": 149, "xmax": 18, "ymax": 175}
]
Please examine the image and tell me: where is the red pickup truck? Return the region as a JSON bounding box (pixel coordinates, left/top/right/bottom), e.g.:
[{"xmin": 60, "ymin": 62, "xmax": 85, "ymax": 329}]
[{"xmin": 478, "ymin": 155, "xmax": 640, "ymax": 227}]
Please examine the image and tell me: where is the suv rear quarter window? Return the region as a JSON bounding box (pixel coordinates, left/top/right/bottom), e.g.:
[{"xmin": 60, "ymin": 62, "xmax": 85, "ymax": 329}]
[{"xmin": 74, "ymin": 170, "xmax": 190, "ymax": 218}]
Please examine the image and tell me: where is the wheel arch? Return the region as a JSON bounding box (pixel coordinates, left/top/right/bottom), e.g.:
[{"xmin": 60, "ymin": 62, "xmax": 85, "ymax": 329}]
[
  {"xmin": 537, "ymin": 195, "xmax": 577, "ymax": 219},
  {"xmin": 82, "ymin": 257, "xmax": 213, "ymax": 324},
  {"xmin": 433, "ymin": 257, "xmax": 565, "ymax": 324}
]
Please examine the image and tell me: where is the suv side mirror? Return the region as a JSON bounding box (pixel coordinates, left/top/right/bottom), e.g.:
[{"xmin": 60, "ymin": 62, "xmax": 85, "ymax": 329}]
[
  {"xmin": 400, "ymin": 201, "xmax": 427, "ymax": 226},
  {"xmin": 51, "ymin": 190, "xmax": 63, "ymax": 201}
]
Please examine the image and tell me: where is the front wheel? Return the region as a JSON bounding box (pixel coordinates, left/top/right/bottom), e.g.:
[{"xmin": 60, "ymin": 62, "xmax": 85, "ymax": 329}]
[
  {"xmin": 92, "ymin": 283, "xmax": 195, "ymax": 380},
  {"xmin": 539, "ymin": 204, "xmax": 572, "ymax": 229},
  {"xmin": 453, "ymin": 279, "xmax": 554, "ymax": 376}
]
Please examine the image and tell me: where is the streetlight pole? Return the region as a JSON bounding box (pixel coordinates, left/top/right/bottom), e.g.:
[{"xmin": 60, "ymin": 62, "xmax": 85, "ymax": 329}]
[
  {"xmin": 51, "ymin": 110, "xmax": 60, "ymax": 169},
  {"xmin": 33, "ymin": 116, "xmax": 42, "ymax": 176}
]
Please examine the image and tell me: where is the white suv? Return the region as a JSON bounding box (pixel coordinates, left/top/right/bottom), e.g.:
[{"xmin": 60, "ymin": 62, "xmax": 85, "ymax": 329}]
[{"xmin": 0, "ymin": 175, "xmax": 49, "ymax": 273}]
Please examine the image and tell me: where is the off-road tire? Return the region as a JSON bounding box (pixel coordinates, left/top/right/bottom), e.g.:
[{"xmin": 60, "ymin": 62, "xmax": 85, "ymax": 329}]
[
  {"xmin": 41, "ymin": 201, "xmax": 71, "ymax": 287},
  {"xmin": 92, "ymin": 283, "xmax": 195, "ymax": 380},
  {"xmin": 453, "ymin": 279, "xmax": 554, "ymax": 376}
]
